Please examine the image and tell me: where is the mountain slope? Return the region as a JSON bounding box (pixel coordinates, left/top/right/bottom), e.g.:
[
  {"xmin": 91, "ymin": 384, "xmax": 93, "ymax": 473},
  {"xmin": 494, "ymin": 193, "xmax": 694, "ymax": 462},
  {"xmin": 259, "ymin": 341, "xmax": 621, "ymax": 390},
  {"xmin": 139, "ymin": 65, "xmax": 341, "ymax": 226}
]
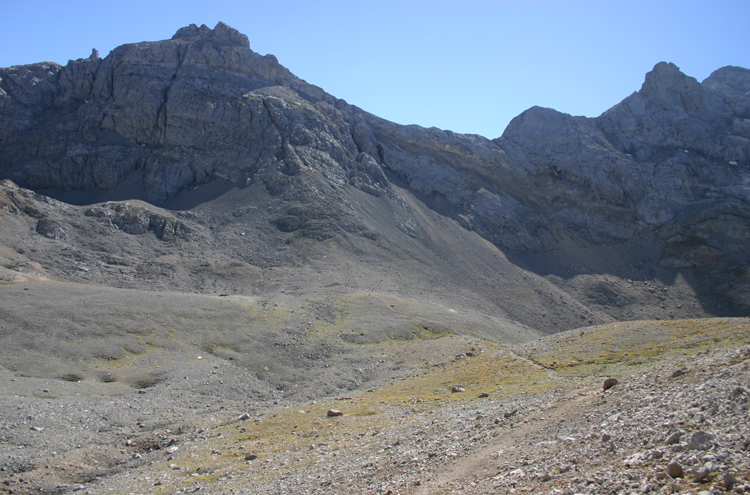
[{"xmin": 1, "ymin": 22, "xmax": 749, "ymax": 326}]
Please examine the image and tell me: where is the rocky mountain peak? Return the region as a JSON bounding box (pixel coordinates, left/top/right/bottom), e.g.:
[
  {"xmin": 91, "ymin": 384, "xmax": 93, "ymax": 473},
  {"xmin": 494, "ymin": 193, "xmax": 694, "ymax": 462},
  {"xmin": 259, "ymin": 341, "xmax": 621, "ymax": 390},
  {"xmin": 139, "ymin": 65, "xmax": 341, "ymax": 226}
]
[
  {"xmin": 643, "ymin": 60, "xmax": 686, "ymax": 83},
  {"xmin": 595, "ymin": 62, "xmax": 738, "ymax": 161},
  {"xmin": 500, "ymin": 105, "xmax": 591, "ymax": 151},
  {"xmin": 703, "ymin": 65, "xmax": 750, "ymax": 118},
  {"xmin": 704, "ymin": 65, "xmax": 750, "ymax": 95},
  {"xmin": 638, "ymin": 61, "xmax": 724, "ymax": 118},
  {"xmin": 172, "ymin": 21, "xmax": 251, "ymax": 49}
]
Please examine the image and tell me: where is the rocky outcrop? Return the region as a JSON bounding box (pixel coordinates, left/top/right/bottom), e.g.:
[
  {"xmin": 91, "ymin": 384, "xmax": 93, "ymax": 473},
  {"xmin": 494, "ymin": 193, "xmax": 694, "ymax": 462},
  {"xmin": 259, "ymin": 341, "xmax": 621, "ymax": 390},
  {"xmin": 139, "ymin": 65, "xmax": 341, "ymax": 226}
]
[
  {"xmin": 0, "ymin": 22, "xmax": 347, "ymax": 201},
  {"xmin": 1, "ymin": 23, "xmax": 749, "ymax": 314},
  {"xmin": 1, "ymin": 179, "xmax": 197, "ymax": 243},
  {"xmin": 84, "ymin": 202, "xmax": 197, "ymax": 241}
]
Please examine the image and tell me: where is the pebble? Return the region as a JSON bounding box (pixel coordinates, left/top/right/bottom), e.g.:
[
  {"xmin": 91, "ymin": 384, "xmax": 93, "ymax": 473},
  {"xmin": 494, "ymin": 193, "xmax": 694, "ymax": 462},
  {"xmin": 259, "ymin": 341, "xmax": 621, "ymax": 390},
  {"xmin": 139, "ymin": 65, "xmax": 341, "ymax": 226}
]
[
  {"xmin": 724, "ymin": 472, "xmax": 737, "ymax": 490},
  {"xmin": 665, "ymin": 431, "xmax": 683, "ymax": 445},
  {"xmin": 688, "ymin": 431, "xmax": 715, "ymax": 450},
  {"xmin": 666, "ymin": 461, "xmax": 683, "ymax": 478},
  {"xmin": 602, "ymin": 377, "xmax": 619, "ymax": 391},
  {"xmin": 693, "ymin": 462, "xmax": 712, "ymax": 481}
]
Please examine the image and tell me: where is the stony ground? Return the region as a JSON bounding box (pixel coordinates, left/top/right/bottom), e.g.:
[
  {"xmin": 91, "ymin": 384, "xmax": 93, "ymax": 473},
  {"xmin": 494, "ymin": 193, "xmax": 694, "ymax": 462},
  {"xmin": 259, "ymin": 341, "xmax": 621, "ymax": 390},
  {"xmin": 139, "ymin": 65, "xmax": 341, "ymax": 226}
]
[{"xmin": 1, "ymin": 309, "xmax": 747, "ymax": 495}]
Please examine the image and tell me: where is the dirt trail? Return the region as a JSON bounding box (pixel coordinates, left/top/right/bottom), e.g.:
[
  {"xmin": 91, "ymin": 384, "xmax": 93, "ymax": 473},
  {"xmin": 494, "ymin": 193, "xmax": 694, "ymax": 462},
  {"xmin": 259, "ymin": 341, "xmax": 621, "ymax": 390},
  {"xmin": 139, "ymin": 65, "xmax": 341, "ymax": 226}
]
[
  {"xmin": 409, "ymin": 386, "xmax": 596, "ymax": 494},
  {"xmin": 505, "ymin": 349, "xmax": 560, "ymax": 380}
]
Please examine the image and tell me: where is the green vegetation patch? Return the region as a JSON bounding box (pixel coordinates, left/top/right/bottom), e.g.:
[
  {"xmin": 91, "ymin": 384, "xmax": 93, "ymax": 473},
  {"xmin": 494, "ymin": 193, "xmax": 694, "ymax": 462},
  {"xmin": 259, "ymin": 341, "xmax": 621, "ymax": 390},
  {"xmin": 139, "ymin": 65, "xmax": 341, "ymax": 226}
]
[{"xmin": 518, "ymin": 317, "xmax": 750, "ymax": 379}]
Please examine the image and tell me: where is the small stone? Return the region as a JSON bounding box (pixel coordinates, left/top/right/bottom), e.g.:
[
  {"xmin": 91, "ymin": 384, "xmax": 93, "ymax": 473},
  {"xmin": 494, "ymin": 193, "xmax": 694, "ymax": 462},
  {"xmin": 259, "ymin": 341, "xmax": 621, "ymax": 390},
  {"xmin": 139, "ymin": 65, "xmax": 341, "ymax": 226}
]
[
  {"xmin": 730, "ymin": 386, "xmax": 746, "ymax": 400},
  {"xmin": 724, "ymin": 472, "xmax": 737, "ymax": 491},
  {"xmin": 670, "ymin": 368, "xmax": 687, "ymax": 379},
  {"xmin": 601, "ymin": 433, "xmax": 611, "ymax": 443},
  {"xmin": 504, "ymin": 409, "xmax": 517, "ymax": 418},
  {"xmin": 603, "ymin": 377, "xmax": 619, "ymax": 391},
  {"xmin": 244, "ymin": 453, "xmax": 257, "ymax": 461},
  {"xmin": 478, "ymin": 392, "xmax": 489, "ymax": 398},
  {"xmin": 238, "ymin": 413, "xmax": 251, "ymax": 421},
  {"xmin": 665, "ymin": 431, "xmax": 683, "ymax": 445},
  {"xmin": 693, "ymin": 462, "xmax": 712, "ymax": 482},
  {"xmin": 327, "ymin": 409, "xmax": 343, "ymax": 417},
  {"xmin": 687, "ymin": 431, "xmax": 714, "ymax": 450},
  {"xmin": 451, "ymin": 385, "xmax": 465, "ymax": 393},
  {"xmin": 666, "ymin": 461, "xmax": 683, "ymax": 478}
]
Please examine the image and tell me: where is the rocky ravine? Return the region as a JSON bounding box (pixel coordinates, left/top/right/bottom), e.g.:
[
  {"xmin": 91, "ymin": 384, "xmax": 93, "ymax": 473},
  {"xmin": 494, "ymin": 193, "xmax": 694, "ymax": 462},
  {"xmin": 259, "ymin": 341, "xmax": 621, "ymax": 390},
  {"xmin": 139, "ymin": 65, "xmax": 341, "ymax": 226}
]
[{"xmin": 0, "ymin": 22, "xmax": 749, "ymax": 318}]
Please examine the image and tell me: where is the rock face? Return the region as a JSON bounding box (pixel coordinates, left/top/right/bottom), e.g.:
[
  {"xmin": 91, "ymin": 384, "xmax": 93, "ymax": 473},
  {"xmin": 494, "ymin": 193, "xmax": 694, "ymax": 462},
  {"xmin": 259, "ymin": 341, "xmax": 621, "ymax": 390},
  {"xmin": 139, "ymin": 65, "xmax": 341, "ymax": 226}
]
[{"xmin": 1, "ymin": 22, "xmax": 749, "ymax": 316}]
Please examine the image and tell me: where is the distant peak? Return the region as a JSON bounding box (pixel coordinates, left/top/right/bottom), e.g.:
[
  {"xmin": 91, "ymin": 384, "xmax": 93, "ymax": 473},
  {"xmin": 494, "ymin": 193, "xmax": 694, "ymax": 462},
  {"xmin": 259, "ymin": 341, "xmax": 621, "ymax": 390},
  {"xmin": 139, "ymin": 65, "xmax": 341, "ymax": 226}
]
[
  {"xmin": 172, "ymin": 22, "xmax": 250, "ymax": 49},
  {"xmin": 642, "ymin": 62, "xmax": 689, "ymax": 87},
  {"xmin": 640, "ymin": 61, "xmax": 702, "ymax": 99},
  {"xmin": 651, "ymin": 61, "xmax": 681, "ymax": 74},
  {"xmin": 703, "ymin": 65, "xmax": 750, "ymax": 95}
]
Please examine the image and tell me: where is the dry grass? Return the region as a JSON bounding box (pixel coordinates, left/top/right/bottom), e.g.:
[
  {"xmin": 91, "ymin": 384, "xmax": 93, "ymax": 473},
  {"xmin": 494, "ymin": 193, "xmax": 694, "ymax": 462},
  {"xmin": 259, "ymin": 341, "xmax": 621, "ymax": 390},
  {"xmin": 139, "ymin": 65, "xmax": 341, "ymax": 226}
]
[{"xmin": 518, "ymin": 317, "xmax": 750, "ymax": 379}]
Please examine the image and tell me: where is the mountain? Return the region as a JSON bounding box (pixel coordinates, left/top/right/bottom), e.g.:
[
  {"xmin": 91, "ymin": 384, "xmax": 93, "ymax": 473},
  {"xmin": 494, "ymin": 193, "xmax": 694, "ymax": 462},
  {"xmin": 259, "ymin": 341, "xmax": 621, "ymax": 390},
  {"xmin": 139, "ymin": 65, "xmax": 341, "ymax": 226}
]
[
  {"xmin": 1, "ymin": 22, "xmax": 750, "ymax": 495},
  {"xmin": 2, "ymin": 23, "xmax": 749, "ymax": 329}
]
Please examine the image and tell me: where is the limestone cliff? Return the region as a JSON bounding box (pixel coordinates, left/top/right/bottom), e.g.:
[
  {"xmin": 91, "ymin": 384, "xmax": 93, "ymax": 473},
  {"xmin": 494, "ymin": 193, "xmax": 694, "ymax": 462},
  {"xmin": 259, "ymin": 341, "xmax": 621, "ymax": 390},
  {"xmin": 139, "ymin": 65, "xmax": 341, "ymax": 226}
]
[{"xmin": 1, "ymin": 23, "xmax": 749, "ymax": 317}]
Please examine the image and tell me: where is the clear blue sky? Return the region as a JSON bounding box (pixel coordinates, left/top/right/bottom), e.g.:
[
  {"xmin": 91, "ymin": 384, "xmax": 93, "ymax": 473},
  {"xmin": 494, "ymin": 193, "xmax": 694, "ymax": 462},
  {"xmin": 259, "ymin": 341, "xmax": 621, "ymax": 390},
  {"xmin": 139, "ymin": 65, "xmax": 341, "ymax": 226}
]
[{"xmin": 1, "ymin": 0, "xmax": 748, "ymax": 138}]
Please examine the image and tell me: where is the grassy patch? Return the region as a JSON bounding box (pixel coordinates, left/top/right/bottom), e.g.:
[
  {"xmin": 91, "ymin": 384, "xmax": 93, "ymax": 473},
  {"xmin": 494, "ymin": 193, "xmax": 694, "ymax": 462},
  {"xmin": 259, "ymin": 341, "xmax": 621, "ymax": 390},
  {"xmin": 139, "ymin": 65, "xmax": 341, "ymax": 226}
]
[{"xmin": 521, "ymin": 318, "xmax": 750, "ymax": 380}]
